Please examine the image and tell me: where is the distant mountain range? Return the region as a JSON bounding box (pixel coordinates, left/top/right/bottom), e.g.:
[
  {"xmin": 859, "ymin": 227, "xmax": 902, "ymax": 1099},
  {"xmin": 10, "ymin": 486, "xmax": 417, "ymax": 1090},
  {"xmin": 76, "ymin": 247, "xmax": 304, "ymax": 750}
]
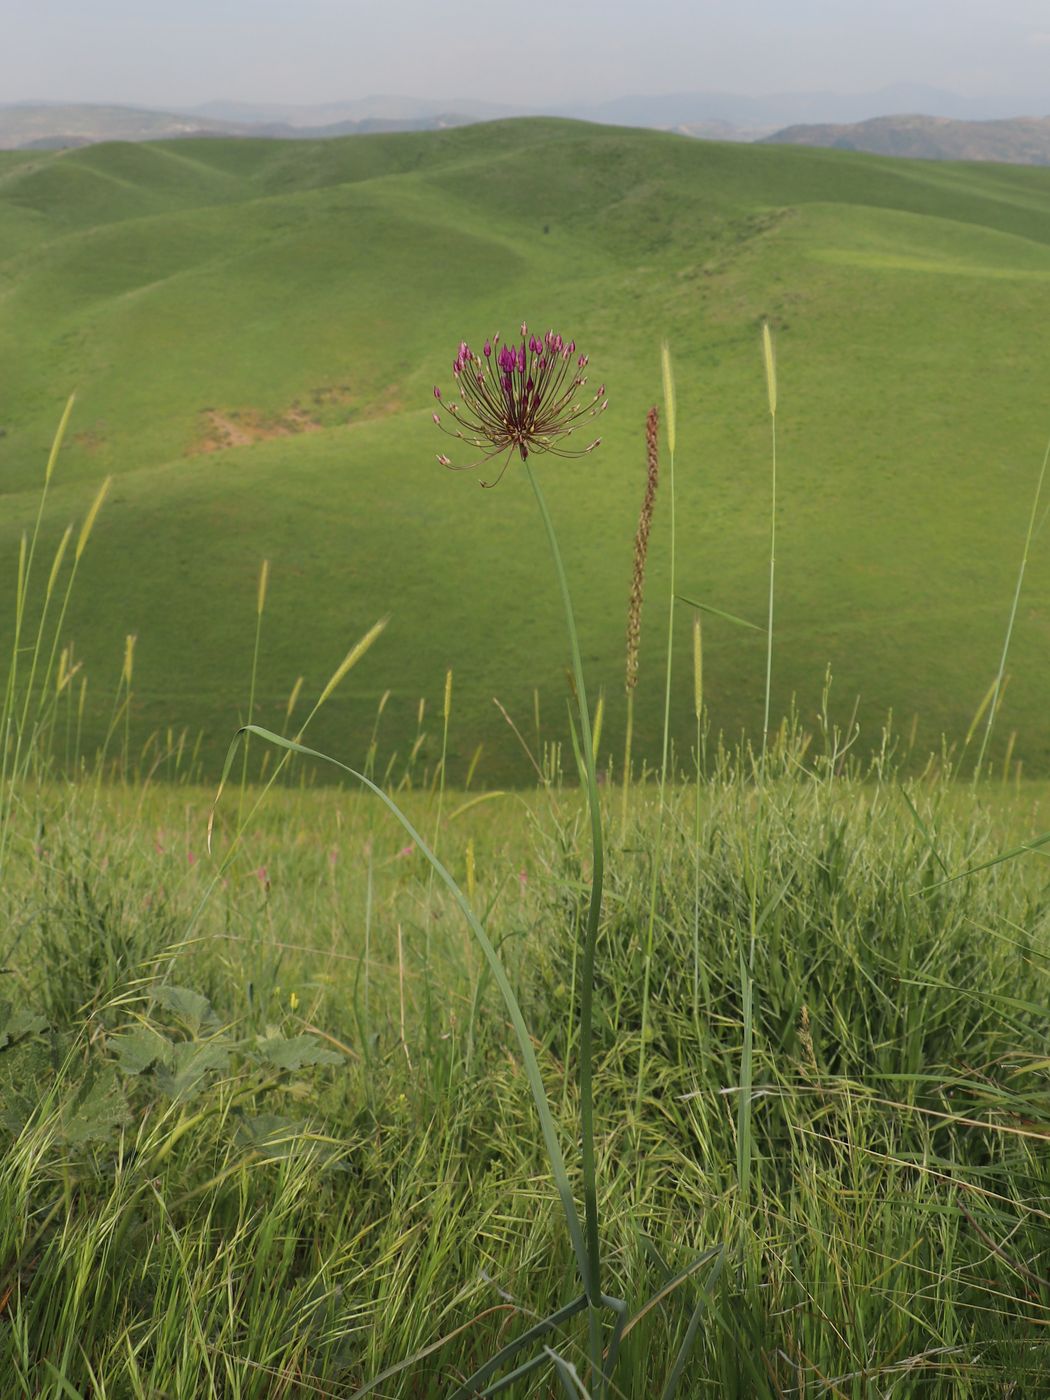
[
  {"xmin": 0, "ymin": 102, "xmax": 478, "ymax": 150},
  {"xmin": 3, "ymin": 90, "xmax": 1050, "ymax": 164},
  {"xmin": 762, "ymin": 114, "xmax": 1050, "ymax": 165},
  {"xmin": 186, "ymin": 85, "xmax": 1050, "ymax": 130}
]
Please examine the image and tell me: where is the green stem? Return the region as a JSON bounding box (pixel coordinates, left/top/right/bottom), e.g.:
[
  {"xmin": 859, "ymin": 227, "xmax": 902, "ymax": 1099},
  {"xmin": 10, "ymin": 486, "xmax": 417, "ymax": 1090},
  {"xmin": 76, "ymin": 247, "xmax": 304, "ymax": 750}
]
[
  {"xmin": 620, "ymin": 690, "xmax": 634, "ymax": 842},
  {"xmin": 239, "ymin": 602, "xmax": 264, "ymax": 816},
  {"xmin": 636, "ymin": 438, "xmax": 676, "ymax": 1115},
  {"xmin": 762, "ymin": 417, "xmax": 776, "ymax": 775},
  {"xmin": 660, "ymin": 443, "xmax": 677, "ymax": 783},
  {"xmin": 525, "ymin": 464, "xmax": 604, "ymax": 1321},
  {"xmin": 973, "ymin": 430, "xmax": 1050, "ymax": 780}
]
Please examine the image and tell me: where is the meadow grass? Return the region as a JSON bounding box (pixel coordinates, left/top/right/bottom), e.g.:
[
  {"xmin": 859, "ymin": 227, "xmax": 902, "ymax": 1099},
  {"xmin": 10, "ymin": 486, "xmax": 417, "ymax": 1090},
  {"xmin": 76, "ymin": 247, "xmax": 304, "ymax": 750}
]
[{"xmin": 2, "ymin": 762, "xmax": 1050, "ymax": 1395}]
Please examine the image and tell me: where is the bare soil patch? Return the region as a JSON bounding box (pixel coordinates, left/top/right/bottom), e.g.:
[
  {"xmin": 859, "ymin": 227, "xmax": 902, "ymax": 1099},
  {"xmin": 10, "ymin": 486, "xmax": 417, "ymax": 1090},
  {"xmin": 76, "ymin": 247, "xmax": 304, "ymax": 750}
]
[{"xmin": 193, "ymin": 405, "xmax": 322, "ymax": 454}]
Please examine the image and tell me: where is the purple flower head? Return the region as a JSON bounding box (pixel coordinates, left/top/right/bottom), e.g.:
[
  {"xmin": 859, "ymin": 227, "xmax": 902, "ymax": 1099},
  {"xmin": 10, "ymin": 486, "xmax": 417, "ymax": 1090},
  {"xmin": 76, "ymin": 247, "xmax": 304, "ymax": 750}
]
[{"xmin": 431, "ymin": 322, "xmax": 608, "ymax": 487}]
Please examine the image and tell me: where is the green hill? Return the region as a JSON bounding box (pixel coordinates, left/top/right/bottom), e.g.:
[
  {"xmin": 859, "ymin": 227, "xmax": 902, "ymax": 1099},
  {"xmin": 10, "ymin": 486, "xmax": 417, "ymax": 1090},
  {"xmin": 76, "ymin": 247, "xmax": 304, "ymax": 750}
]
[{"xmin": 2, "ymin": 118, "xmax": 1050, "ymax": 782}]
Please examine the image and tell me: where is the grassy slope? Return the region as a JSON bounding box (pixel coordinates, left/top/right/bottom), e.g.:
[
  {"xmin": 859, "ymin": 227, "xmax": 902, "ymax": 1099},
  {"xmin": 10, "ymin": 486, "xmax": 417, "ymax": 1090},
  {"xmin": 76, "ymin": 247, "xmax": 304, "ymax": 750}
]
[{"xmin": 2, "ymin": 120, "xmax": 1050, "ymax": 781}]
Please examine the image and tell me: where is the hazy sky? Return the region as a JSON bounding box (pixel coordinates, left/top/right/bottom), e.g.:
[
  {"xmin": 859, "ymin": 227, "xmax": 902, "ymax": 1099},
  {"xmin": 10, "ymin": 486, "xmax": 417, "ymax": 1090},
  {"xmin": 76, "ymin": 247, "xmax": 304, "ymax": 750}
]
[{"xmin": 6, "ymin": 0, "xmax": 1050, "ymax": 107}]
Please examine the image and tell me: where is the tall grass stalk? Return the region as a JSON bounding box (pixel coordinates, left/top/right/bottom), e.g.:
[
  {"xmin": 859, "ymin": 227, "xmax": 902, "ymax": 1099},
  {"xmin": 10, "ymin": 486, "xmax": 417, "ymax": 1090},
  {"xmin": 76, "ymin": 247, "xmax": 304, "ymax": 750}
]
[
  {"xmin": 424, "ymin": 668, "xmax": 454, "ymax": 1039},
  {"xmin": 691, "ymin": 612, "xmax": 705, "ymax": 1043},
  {"xmin": 761, "ymin": 322, "xmax": 778, "ymax": 773},
  {"xmin": 740, "ymin": 323, "xmax": 779, "ymax": 1209},
  {"xmin": 33, "ymin": 475, "xmax": 111, "ymax": 728},
  {"xmin": 635, "ymin": 348, "xmax": 676, "ymax": 1115},
  {"xmin": 239, "ymin": 559, "xmax": 270, "ymax": 812},
  {"xmin": 622, "ymin": 406, "xmax": 661, "ymax": 840},
  {"xmin": 973, "ymin": 429, "xmax": 1050, "ymax": 779},
  {"xmin": 621, "ymin": 691, "xmax": 634, "ymax": 837},
  {"xmin": 121, "ymin": 632, "xmax": 136, "ymax": 778},
  {"xmin": 0, "ymin": 400, "xmax": 112, "ymax": 874},
  {"xmin": 658, "ymin": 345, "xmax": 677, "ymax": 784},
  {"xmin": 1, "ymin": 400, "xmax": 74, "ymax": 787}
]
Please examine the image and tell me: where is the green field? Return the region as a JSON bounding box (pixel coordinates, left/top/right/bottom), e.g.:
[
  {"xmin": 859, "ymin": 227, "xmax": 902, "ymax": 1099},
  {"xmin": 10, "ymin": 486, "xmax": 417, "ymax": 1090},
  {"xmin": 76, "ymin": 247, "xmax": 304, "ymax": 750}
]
[{"xmin": 3, "ymin": 119, "xmax": 1050, "ymax": 780}]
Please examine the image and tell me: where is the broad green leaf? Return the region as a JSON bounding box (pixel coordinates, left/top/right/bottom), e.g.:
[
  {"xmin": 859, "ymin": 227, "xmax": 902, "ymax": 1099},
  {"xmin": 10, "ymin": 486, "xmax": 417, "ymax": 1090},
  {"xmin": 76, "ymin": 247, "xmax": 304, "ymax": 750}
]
[
  {"xmin": 0, "ymin": 1001, "xmax": 47, "ymax": 1051},
  {"xmin": 156, "ymin": 1040, "xmax": 230, "ymax": 1102},
  {"xmin": 152, "ymin": 985, "xmax": 217, "ymax": 1035},
  {"xmin": 110, "ymin": 1026, "xmax": 173, "ymax": 1075},
  {"xmin": 257, "ymin": 1034, "xmax": 341, "ymax": 1071},
  {"xmin": 60, "ymin": 1068, "xmax": 128, "ymax": 1145}
]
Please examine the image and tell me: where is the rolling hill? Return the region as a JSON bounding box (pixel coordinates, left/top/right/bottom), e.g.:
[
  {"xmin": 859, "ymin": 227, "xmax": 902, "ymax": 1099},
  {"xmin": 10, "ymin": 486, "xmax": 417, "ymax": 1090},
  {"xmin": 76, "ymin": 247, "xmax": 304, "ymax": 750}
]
[
  {"xmin": 2, "ymin": 119, "xmax": 1050, "ymax": 783},
  {"xmin": 763, "ymin": 114, "xmax": 1050, "ymax": 165}
]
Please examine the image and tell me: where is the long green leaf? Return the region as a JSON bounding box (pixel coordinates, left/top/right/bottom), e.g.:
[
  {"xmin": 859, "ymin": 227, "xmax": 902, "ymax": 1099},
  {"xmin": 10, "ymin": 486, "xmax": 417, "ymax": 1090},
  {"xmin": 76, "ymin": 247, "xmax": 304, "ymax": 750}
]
[
  {"xmin": 659, "ymin": 1251, "xmax": 725, "ymax": 1400},
  {"xmin": 897, "ymin": 782, "xmax": 951, "ymax": 880},
  {"xmin": 213, "ymin": 724, "xmax": 590, "ymax": 1289},
  {"xmin": 677, "ymin": 595, "xmax": 765, "ymax": 633},
  {"xmin": 920, "ymin": 829, "xmax": 1050, "ymax": 892}
]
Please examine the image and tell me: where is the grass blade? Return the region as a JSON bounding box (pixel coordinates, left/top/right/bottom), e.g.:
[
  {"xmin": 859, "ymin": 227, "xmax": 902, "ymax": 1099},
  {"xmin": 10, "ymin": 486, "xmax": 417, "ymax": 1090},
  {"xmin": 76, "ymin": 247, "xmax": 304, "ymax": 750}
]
[{"xmin": 212, "ymin": 723, "xmax": 591, "ymax": 1290}]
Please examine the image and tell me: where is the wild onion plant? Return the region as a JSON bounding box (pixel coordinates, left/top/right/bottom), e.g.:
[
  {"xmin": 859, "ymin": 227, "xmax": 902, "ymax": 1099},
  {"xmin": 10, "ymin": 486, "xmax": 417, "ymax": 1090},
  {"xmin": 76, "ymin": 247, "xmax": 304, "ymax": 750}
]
[{"xmin": 214, "ymin": 324, "xmax": 639, "ymax": 1397}]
